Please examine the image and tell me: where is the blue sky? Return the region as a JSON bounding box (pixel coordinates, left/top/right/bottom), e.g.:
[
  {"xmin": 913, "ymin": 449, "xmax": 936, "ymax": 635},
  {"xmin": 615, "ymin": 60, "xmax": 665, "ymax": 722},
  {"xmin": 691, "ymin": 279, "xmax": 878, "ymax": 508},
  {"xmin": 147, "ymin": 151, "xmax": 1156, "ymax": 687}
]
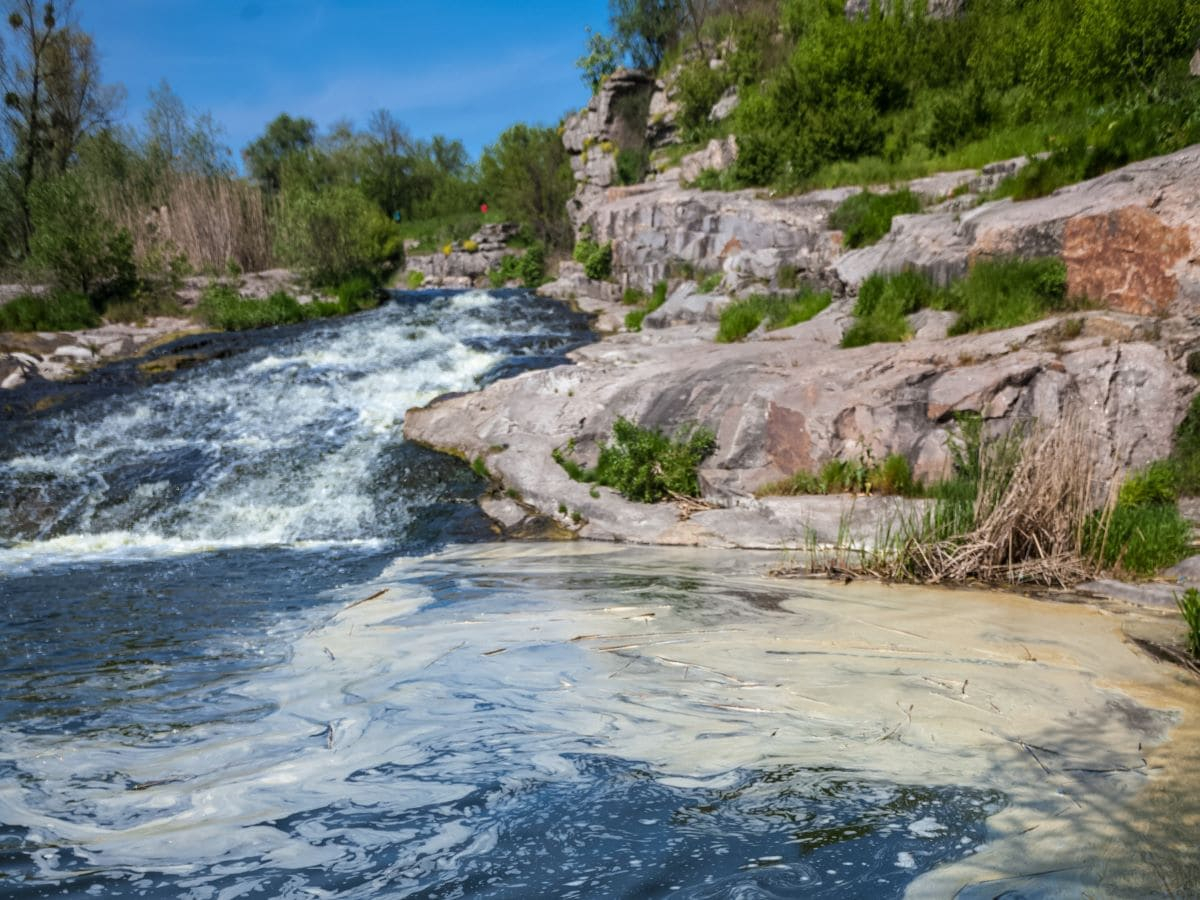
[{"xmin": 79, "ymin": 0, "xmax": 612, "ymax": 164}]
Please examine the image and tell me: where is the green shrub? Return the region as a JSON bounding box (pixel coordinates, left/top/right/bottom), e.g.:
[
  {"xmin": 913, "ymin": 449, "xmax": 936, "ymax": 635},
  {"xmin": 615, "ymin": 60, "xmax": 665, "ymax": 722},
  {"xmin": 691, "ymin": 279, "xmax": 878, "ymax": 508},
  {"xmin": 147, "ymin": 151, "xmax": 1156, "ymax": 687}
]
[
  {"xmin": 518, "ymin": 243, "xmax": 547, "ymax": 286},
  {"xmin": 622, "ymin": 287, "xmax": 647, "ymax": 305},
  {"xmin": 275, "ymin": 184, "xmax": 404, "ymax": 286},
  {"xmin": 573, "ymin": 238, "xmax": 613, "ymax": 280},
  {"xmin": 698, "ymin": 272, "xmax": 723, "ymax": 293},
  {"xmin": 0, "ymin": 292, "xmax": 99, "ymax": 332},
  {"xmin": 196, "ymin": 286, "xmax": 305, "ymax": 330},
  {"xmin": 490, "ymin": 254, "xmax": 522, "ymax": 288},
  {"xmin": 1119, "ymin": 460, "xmax": 1179, "ymax": 508},
  {"xmin": 716, "ymin": 289, "xmax": 831, "ymax": 342},
  {"xmin": 625, "ymin": 308, "xmax": 648, "ymax": 331},
  {"xmin": 829, "ymin": 189, "xmax": 921, "ymax": 248},
  {"xmin": 841, "ymin": 259, "xmax": 1073, "ymax": 347},
  {"xmin": 623, "ymin": 282, "xmax": 668, "ymax": 333},
  {"xmin": 1178, "ymin": 588, "xmax": 1200, "ymax": 658},
  {"xmin": 554, "ymin": 417, "xmax": 717, "ymax": 502},
  {"xmin": 841, "ymin": 269, "xmax": 932, "ymax": 348},
  {"xmin": 28, "ymin": 174, "xmax": 136, "ymax": 301},
  {"xmin": 406, "ymin": 270, "xmax": 426, "ymax": 289},
  {"xmin": 334, "ymin": 275, "xmax": 379, "ymax": 310}
]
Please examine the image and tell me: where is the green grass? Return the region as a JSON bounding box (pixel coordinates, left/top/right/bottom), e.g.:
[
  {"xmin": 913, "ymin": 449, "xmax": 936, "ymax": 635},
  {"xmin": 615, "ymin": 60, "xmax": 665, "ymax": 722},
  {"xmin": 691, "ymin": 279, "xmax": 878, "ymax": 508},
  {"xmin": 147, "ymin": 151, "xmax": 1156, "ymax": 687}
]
[
  {"xmin": 1085, "ymin": 502, "xmax": 1191, "ymax": 578},
  {"xmin": 195, "ymin": 281, "xmax": 380, "ymax": 331},
  {"xmin": 828, "ymin": 189, "xmax": 921, "ymax": 249},
  {"xmin": 1170, "ymin": 393, "xmax": 1200, "ymax": 495},
  {"xmin": 757, "ymin": 453, "xmax": 923, "ymax": 498},
  {"xmin": 405, "ymin": 270, "xmax": 425, "ymax": 289},
  {"xmin": 0, "ymin": 292, "xmax": 99, "ymax": 331},
  {"xmin": 553, "ymin": 417, "xmax": 717, "ymax": 503},
  {"xmin": 841, "ymin": 258, "xmax": 1073, "ymax": 348},
  {"xmin": 698, "ymin": 272, "xmax": 723, "ymax": 293},
  {"xmin": 1178, "ymin": 588, "xmax": 1200, "ymax": 658},
  {"xmin": 624, "ymin": 281, "xmax": 668, "ymax": 332},
  {"xmin": 715, "ymin": 289, "xmax": 831, "ymax": 342}
]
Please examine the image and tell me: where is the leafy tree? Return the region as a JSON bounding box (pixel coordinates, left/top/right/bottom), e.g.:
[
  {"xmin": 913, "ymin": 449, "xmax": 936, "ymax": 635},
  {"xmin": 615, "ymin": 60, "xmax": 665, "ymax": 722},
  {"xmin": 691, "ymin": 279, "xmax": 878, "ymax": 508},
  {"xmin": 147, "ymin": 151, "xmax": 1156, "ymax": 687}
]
[
  {"xmin": 576, "ymin": 26, "xmax": 619, "ymax": 93},
  {"xmin": 242, "ymin": 112, "xmax": 316, "ymax": 191},
  {"xmin": 274, "ymin": 182, "xmax": 403, "ymax": 285},
  {"xmin": 480, "ymin": 123, "xmax": 573, "ymax": 249},
  {"xmin": 0, "ymin": 0, "xmax": 120, "ymax": 252},
  {"xmin": 609, "ymin": 0, "xmax": 684, "ymax": 69},
  {"xmin": 142, "ymin": 80, "xmax": 231, "ymax": 177}
]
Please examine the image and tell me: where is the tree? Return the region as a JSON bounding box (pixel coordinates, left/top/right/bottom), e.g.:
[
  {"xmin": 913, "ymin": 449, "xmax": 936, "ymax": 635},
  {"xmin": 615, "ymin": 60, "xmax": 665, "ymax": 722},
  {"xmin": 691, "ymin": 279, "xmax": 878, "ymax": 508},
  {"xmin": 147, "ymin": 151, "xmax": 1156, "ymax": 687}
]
[
  {"xmin": 609, "ymin": 0, "xmax": 685, "ymax": 70},
  {"xmin": 143, "ymin": 80, "xmax": 230, "ymax": 177},
  {"xmin": 480, "ymin": 123, "xmax": 573, "ymax": 249},
  {"xmin": 242, "ymin": 112, "xmax": 316, "ymax": 192},
  {"xmin": 576, "ymin": 26, "xmax": 619, "ymax": 93},
  {"xmin": 0, "ymin": 0, "xmax": 120, "ymax": 252}
]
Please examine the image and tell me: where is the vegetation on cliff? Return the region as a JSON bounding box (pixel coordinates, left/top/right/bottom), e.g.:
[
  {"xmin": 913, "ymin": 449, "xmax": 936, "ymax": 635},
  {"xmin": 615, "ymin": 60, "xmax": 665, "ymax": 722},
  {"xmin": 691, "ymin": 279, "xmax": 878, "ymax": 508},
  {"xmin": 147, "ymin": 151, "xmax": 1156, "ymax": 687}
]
[{"xmin": 589, "ymin": 0, "xmax": 1200, "ymax": 196}]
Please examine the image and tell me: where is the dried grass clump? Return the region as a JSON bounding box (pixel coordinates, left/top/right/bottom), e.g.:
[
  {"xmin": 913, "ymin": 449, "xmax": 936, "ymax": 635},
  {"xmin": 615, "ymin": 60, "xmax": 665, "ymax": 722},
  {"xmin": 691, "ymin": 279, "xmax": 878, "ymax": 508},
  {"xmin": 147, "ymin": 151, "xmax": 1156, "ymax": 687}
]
[{"xmin": 889, "ymin": 409, "xmax": 1100, "ymax": 587}]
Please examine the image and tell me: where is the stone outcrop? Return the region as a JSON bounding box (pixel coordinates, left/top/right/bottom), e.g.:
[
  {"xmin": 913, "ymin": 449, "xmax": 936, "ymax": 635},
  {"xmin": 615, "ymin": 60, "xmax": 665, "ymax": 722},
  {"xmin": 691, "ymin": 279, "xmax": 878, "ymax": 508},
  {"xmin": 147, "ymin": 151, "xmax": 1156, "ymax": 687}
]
[
  {"xmin": 562, "ymin": 68, "xmax": 656, "ymax": 224},
  {"xmin": 846, "ymin": 0, "xmax": 964, "ymax": 17},
  {"xmin": 402, "ymin": 222, "xmax": 523, "ymax": 289},
  {"xmin": 836, "ymin": 146, "xmax": 1200, "ymax": 316},
  {"xmin": 678, "ymin": 135, "xmax": 739, "ymax": 184}
]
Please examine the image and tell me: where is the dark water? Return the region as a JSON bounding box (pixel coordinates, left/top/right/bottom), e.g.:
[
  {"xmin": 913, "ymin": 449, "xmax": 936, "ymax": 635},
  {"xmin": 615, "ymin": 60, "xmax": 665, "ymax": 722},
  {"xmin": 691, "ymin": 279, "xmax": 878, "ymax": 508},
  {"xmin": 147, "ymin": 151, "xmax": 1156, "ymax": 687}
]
[{"xmin": 0, "ymin": 290, "xmax": 1002, "ymax": 897}]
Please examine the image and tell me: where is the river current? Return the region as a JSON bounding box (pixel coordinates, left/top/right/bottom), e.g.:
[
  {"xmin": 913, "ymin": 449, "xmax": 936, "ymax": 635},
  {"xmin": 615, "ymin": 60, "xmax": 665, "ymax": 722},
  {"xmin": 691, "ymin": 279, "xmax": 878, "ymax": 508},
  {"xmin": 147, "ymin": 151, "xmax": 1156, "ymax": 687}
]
[{"xmin": 0, "ymin": 289, "xmax": 1196, "ymax": 898}]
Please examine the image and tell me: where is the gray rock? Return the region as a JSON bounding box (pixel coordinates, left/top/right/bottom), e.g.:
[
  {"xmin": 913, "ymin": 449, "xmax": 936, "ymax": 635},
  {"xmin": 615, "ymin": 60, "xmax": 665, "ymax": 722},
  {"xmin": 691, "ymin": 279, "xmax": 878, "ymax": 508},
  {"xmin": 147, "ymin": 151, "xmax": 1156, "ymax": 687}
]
[
  {"xmin": 643, "ymin": 282, "xmax": 731, "ymax": 329},
  {"xmin": 710, "ymin": 86, "xmax": 739, "ymax": 122},
  {"xmin": 1191, "ymin": 47, "xmax": 1200, "ymax": 77},
  {"xmin": 907, "ymin": 309, "xmax": 958, "ymax": 341},
  {"xmin": 679, "ymin": 136, "xmax": 738, "ymax": 184}
]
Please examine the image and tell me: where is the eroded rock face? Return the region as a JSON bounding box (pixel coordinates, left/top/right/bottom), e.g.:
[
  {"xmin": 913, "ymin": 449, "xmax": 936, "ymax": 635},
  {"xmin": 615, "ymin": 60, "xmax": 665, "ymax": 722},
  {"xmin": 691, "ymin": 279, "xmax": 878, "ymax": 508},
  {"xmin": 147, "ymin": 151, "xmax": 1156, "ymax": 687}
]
[
  {"xmin": 576, "ymin": 180, "xmax": 850, "ymax": 294},
  {"xmin": 402, "ymin": 223, "xmax": 524, "ymax": 288},
  {"xmin": 563, "ymin": 68, "xmax": 657, "ymax": 225}
]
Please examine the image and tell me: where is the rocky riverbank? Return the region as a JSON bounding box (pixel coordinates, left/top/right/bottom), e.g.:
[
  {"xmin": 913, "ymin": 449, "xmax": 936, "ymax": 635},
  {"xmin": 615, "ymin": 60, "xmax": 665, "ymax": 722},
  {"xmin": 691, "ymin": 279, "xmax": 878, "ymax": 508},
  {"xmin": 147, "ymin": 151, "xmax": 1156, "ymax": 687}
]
[{"xmin": 405, "ymin": 141, "xmax": 1200, "ymax": 579}]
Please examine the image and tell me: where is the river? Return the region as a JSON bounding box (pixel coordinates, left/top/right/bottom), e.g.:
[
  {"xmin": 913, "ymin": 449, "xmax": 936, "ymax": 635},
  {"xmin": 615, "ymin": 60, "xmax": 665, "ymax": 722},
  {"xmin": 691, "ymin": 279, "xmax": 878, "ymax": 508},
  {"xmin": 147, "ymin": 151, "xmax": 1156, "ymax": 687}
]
[{"xmin": 0, "ymin": 289, "xmax": 1196, "ymax": 898}]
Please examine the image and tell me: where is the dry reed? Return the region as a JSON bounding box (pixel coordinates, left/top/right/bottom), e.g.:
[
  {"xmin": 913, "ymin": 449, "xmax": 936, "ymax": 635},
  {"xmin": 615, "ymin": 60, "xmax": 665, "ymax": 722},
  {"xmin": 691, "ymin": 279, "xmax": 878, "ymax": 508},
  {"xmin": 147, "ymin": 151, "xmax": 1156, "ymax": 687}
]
[{"xmin": 99, "ymin": 173, "xmax": 276, "ymax": 273}]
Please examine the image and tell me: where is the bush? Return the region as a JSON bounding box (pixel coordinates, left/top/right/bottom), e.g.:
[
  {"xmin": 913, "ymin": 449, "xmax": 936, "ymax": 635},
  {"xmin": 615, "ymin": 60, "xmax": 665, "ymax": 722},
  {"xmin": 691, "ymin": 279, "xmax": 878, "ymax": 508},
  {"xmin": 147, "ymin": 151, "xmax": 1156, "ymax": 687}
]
[
  {"xmin": 554, "ymin": 416, "xmax": 717, "ymax": 503},
  {"xmin": 275, "ymin": 184, "xmax": 404, "ymax": 286},
  {"xmin": 519, "ymin": 243, "xmax": 546, "ymax": 286},
  {"xmin": 0, "ymin": 292, "xmax": 99, "ymax": 332},
  {"xmin": 624, "ymin": 280, "xmax": 668, "ymax": 332},
  {"xmin": 841, "ymin": 259, "xmax": 1073, "ymax": 347},
  {"xmin": 716, "ymin": 289, "xmax": 832, "ymax": 342},
  {"xmin": 406, "ymin": 270, "xmax": 426, "ymax": 289},
  {"xmin": 828, "ymin": 189, "xmax": 921, "ymax": 248},
  {"xmin": 1085, "ymin": 501, "xmax": 1191, "ymax": 577},
  {"xmin": 698, "ymin": 272, "xmax": 723, "ymax": 293},
  {"xmin": 1172, "ymin": 393, "xmax": 1200, "ymax": 495},
  {"xmin": 195, "ymin": 282, "xmax": 379, "ymax": 331},
  {"xmin": 28, "ymin": 174, "xmax": 136, "ymax": 300},
  {"xmin": 841, "ymin": 269, "xmax": 932, "ymax": 348},
  {"xmin": 573, "ymin": 238, "xmax": 613, "ymax": 280}
]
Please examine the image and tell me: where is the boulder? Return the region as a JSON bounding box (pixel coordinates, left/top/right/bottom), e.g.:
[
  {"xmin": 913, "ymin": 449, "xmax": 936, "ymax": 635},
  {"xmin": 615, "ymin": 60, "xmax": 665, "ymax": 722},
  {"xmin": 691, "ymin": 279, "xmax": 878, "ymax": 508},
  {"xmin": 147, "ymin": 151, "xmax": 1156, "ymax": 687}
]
[
  {"xmin": 1191, "ymin": 47, "xmax": 1200, "ymax": 77},
  {"xmin": 710, "ymin": 87, "xmax": 740, "ymax": 122},
  {"xmin": 680, "ymin": 135, "xmax": 739, "ymax": 184},
  {"xmin": 642, "ymin": 282, "xmax": 731, "ymax": 329}
]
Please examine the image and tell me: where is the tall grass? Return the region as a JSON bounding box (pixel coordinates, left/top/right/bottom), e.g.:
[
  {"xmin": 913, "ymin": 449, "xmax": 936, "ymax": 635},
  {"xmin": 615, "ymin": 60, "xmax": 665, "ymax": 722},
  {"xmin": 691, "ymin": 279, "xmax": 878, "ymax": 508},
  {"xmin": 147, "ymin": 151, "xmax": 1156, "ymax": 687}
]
[{"xmin": 100, "ymin": 173, "xmax": 276, "ymax": 273}]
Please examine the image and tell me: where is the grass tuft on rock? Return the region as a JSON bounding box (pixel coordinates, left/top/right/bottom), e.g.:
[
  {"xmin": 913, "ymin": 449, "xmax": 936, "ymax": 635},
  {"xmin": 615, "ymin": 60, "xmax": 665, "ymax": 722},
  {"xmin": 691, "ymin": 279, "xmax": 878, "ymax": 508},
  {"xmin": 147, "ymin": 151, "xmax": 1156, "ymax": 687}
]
[
  {"xmin": 553, "ymin": 417, "xmax": 716, "ymax": 503},
  {"xmin": 716, "ymin": 289, "xmax": 831, "ymax": 343},
  {"xmin": 757, "ymin": 453, "xmax": 922, "ymax": 498},
  {"xmin": 829, "ymin": 189, "xmax": 921, "ymax": 249},
  {"xmin": 841, "ymin": 258, "xmax": 1075, "ymax": 348},
  {"xmin": 1178, "ymin": 588, "xmax": 1200, "ymax": 658}
]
